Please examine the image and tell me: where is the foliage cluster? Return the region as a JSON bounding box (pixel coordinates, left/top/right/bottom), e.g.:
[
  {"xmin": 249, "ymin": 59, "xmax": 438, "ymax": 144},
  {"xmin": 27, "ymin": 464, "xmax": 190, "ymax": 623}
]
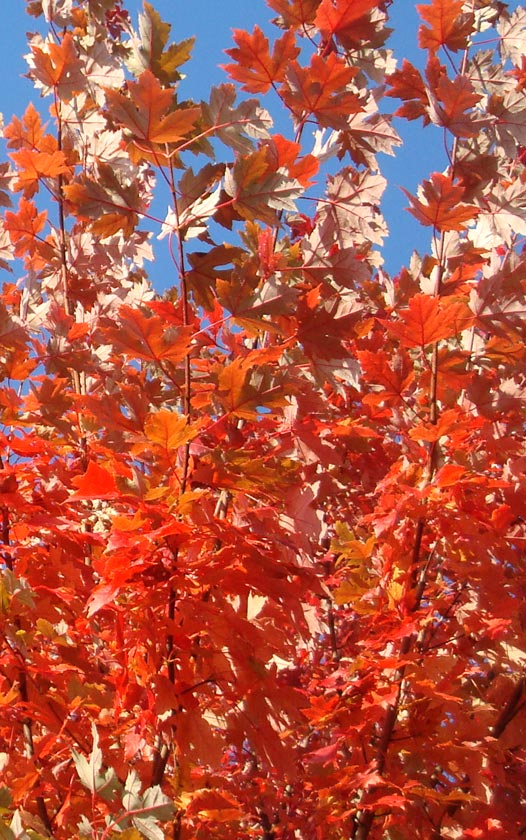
[{"xmin": 0, "ymin": 0, "xmax": 526, "ymax": 838}]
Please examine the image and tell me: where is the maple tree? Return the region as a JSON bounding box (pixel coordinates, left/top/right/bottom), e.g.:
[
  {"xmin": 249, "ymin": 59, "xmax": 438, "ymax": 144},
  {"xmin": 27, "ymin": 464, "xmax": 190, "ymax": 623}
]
[{"xmin": 0, "ymin": 0, "xmax": 526, "ymax": 838}]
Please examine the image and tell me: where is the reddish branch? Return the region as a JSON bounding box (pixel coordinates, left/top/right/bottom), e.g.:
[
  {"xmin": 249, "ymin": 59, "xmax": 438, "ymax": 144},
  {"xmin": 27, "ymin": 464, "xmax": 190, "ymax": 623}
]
[{"xmin": 354, "ymin": 81, "xmax": 463, "ymax": 834}]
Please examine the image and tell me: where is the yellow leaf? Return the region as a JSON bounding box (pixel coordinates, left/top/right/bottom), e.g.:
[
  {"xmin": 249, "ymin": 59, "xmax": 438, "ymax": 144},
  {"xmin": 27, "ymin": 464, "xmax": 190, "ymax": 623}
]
[
  {"xmin": 0, "ymin": 684, "xmax": 19, "ymax": 706},
  {"xmin": 387, "ymin": 579, "xmax": 405, "ymax": 610},
  {"xmin": 36, "ymin": 618, "xmax": 55, "ymax": 638},
  {"xmin": 334, "ymin": 578, "xmax": 361, "ymax": 605},
  {"xmin": 331, "ymin": 522, "xmax": 375, "ymax": 566},
  {"xmin": 144, "ymin": 485, "xmax": 170, "ymax": 502}
]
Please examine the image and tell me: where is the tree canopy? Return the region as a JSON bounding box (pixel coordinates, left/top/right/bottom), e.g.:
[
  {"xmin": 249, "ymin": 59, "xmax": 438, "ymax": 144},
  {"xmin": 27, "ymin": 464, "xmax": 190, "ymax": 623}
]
[{"xmin": 0, "ymin": 1, "xmax": 526, "ymax": 838}]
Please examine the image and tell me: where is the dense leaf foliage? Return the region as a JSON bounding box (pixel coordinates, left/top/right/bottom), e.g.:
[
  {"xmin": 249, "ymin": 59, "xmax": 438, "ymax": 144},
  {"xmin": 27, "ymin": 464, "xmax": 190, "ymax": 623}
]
[{"xmin": 0, "ymin": 0, "xmax": 526, "ymax": 838}]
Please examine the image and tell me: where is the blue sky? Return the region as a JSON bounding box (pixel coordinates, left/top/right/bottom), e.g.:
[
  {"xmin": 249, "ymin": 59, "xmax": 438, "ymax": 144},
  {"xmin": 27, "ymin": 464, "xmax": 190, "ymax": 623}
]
[
  {"xmin": 0, "ymin": 1, "xmax": 476, "ymax": 281},
  {"xmin": 137, "ymin": 0, "xmax": 445, "ymax": 273}
]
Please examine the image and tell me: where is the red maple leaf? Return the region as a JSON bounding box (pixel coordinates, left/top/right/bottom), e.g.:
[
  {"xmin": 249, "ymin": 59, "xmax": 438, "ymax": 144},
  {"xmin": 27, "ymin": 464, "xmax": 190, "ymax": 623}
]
[
  {"xmin": 358, "ymin": 348, "xmax": 415, "ymax": 404},
  {"xmin": 223, "ymin": 26, "xmax": 299, "ymax": 93},
  {"xmin": 428, "ymin": 74, "xmax": 484, "ymax": 137},
  {"xmin": 262, "ymin": 134, "xmax": 319, "ymax": 187},
  {"xmin": 315, "ymin": 0, "xmax": 381, "ymax": 49},
  {"xmin": 402, "ymin": 172, "xmax": 478, "ymax": 230},
  {"xmin": 29, "ymin": 32, "xmax": 80, "ymax": 86},
  {"xmin": 10, "ymin": 149, "xmax": 71, "ymax": 197},
  {"xmin": 417, "ymin": 0, "xmax": 474, "ymax": 53},
  {"xmin": 281, "ymin": 53, "xmax": 363, "ymax": 127},
  {"xmin": 386, "ymin": 59, "xmax": 429, "ymax": 122},
  {"xmin": 70, "ymin": 461, "xmax": 120, "ymax": 500},
  {"xmin": 4, "ymin": 198, "xmax": 49, "ymax": 258},
  {"xmin": 267, "ymin": 0, "xmax": 320, "ymax": 28},
  {"xmin": 105, "ymin": 69, "xmax": 201, "ymax": 145},
  {"xmin": 4, "ymin": 103, "xmax": 54, "ymax": 152},
  {"xmin": 380, "ymin": 293, "xmax": 474, "ymax": 348}
]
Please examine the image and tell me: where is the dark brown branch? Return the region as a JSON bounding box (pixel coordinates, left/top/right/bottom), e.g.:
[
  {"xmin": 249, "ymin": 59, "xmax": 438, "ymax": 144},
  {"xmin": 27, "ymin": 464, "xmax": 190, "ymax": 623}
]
[
  {"xmin": 491, "ymin": 678, "xmax": 525, "ymax": 739},
  {"xmin": 18, "ymin": 669, "xmax": 54, "ymax": 835},
  {"xmin": 258, "ymin": 808, "xmax": 277, "ymax": 840}
]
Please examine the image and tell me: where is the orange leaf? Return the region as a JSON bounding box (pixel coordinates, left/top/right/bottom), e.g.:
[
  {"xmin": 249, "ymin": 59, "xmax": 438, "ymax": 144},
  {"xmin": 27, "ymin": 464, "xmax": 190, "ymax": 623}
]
[
  {"xmin": 63, "ymin": 164, "xmax": 142, "ymax": 238},
  {"xmin": 402, "ymin": 172, "xmax": 478, "ymax": 230},
  {"xmin": 281, "ymin": 53, "xmax": 362, "ymax": 127},
  {"xmin": 104, "ymin": 69, "xmax": 200, "ymax": 145},
  {"xmin": 223, "ymin": 26, "xmax": 299, "ymax": 94},
  {"xmin": 434, "ymin": 463, "xmax": 466, "ymax": 487},
  {"xmin": 429, "ymin": 74, "xmax": 483, "ymax": 137},
  {"xmin": 30, "ymin": 32, "xmax": 82, "ymax": 91},
  {"xmin": 4, "ymin": 103, "xmax": 55, "ymax": 152},
  {"xmin": 267, "ymin": 0, "xmax": 319, "ymax": 28},
  {"xmin": 186, "ymin": 789, "xmax": 242, "ymax": 821},
  {"xmin": 386, "ymin": 59, "xmax": 429, "ymax": 121},
  {"xmin": 358, "ymin": 348, "xmax": 415, "ymax": 403},
  {"xmin": 106, "ymin": 305, "xmax": 193, "ymax": 363},
  {"xmin": 380, "ymin": 294, "xmax": 474, "ymax": 348},
  {"xmin": 262, "ymin": 134, "xmax": 318, "ymax": 187},
  {"xmin": 70, "ymin": 461, "xmax": 120, "ymax": 500},
  {"xmin": 4, "ymin": 198, "xmax": 48, "ymax": 258},
  {"xmin": 11, "ymin": 149, "xmax": 71, "ymax": 197},
  {"xmin": 143, "ymin": 410, "xmax": 199, "ymax": 451},
  {"xmin": 149, "ymin": 107, "xmax": 201, "ymax": 144},
  {"xmin": 217, "ymin": 357, "xmax": 253, "ymax": 417},
  {"xmin": 67, "ymin": 322, "xmax": 90, "ymax": 341},
  {"xmin": 315, "ymin": 0, "xmax": 380, "ymax": 48},
  {"xmin": 409, "ymin": 408, "xmax": 466, "ymax": 442},
  {"xmin": 87, "ymin": 582, "xmax": 120, "ymax": 617},
  {"xmin": 10, "ymin": 770, "xmax": 40, "ymax": 803},
  {"xmin": 417, "ymin": 0, "xmax": 474, "ymax": 53}
]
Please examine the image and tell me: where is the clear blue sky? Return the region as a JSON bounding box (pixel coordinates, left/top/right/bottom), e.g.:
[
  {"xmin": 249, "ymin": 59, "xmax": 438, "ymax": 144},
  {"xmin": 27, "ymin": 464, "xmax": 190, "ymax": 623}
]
[{"xmin": 0, "ymin": 1, "xmax": 485, "ymax": 281}]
